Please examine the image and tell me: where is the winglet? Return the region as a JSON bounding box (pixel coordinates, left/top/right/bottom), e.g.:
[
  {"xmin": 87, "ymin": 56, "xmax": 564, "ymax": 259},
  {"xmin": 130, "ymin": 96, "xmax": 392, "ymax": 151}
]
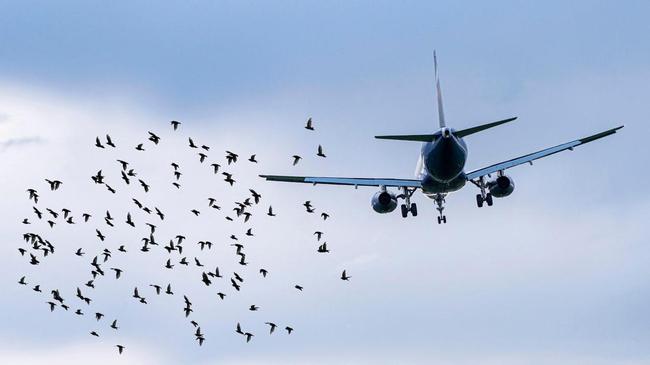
[{"xmin": 434, "ymin": 50, "xmax": 446, "ymax": 128}]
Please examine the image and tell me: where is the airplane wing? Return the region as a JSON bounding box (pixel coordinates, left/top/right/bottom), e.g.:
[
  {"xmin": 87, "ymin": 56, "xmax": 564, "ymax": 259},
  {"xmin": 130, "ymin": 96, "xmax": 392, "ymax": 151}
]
[
  {"xmin": 259, "ymin": 175, "xmax": 422, "ymax": 188},
  {"xmin": 465, "ymin": 125, "xmax": 623, "ymax": 180}
]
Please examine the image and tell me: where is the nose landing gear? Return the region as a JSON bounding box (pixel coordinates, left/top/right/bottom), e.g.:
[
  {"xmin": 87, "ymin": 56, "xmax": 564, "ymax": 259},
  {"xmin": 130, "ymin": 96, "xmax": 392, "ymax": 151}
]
[{"xmin": 434, "ymin": 193, "xmax": 447, "ymax": 224}]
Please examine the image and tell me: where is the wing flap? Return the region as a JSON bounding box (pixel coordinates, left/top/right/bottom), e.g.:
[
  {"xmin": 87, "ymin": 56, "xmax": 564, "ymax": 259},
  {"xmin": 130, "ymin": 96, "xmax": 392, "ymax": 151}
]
[
  {"xmin": 465, "ymin": 125, "xmax": 623, "ymax": 180},
  {"xmin": 259, "ymin": 175, "xmax": 422, "ymax": 188}
]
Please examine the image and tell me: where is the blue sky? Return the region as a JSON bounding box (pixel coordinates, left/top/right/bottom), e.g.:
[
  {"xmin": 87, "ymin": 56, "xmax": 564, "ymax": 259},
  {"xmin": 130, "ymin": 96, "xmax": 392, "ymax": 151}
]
[{"xmin": 1, "ymin": 1, "xmax": 649, "ymax": 364}]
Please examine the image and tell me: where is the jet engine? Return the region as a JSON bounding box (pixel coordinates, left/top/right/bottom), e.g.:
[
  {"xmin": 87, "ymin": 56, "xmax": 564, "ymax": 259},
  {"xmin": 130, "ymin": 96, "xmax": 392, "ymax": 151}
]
[
  {"xmin": 371, "ymin": 190, "xmax": 397, "ymax": 213},
  {"xmin": 487, "ymin": 175, "xmax": 515, "ymax": 198}
]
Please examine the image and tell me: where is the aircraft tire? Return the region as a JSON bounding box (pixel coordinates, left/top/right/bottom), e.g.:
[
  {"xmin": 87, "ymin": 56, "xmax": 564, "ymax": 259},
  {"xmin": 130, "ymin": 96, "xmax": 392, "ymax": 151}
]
[
  {"xmin": 400, "ymin": 204, "xmax": 408, "ymax": 218},
  {"xmin": 476, "ymin": 194, "xmax": 484, "ymax": 208},
  {"xmin": 486, "ymin": 193, "xmax": 493, "ymax": 206},
  {"xmin": 410, "ymin": 203, "xmax": 418, "ymax": 217}
]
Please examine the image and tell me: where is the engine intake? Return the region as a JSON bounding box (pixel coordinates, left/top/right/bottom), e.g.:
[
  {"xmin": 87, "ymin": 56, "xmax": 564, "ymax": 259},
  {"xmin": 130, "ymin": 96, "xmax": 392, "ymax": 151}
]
[
  {"xmin": 487, "ymin": 175, "xmax": 515, "ymax": 198},
  {"xmin": 371, "ymin": 190, "xmax": 397, "ymax": 213}
]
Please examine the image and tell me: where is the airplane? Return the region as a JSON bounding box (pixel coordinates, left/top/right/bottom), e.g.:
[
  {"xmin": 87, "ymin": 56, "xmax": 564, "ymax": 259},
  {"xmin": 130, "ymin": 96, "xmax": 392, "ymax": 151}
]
[{"xmin": 260, "ymin": 53, "xmax": 623, "ymax": 224}]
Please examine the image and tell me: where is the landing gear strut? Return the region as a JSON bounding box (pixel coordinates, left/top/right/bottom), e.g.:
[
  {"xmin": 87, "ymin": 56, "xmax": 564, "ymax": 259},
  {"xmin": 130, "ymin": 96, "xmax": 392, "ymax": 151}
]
[
  {"xmin": 399, "ymin": 186, "xmax": 417, "ymax": 218},
  {"xmin": 434, "ymin": 193, "xmax": 447, "ymax": 224},
  {"xmin": 472, "ymin": 176, "xmax": 493, "ymax": 208}
]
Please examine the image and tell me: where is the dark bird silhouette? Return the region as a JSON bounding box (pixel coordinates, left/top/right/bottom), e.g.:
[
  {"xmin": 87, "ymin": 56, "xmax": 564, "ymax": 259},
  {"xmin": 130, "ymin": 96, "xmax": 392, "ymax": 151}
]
[
  {"xmin": 148, "ymin": 131, "xmax": 160, "ymax": 144},
  {"xmin": 249, "ymin": 189, "xmax": 261, "ymax": 204},
  {"xmin": 45, "ymin": 179, "xmax": 62, "ymax": 191},
  {"xmin": 150, "ymin": 284, "xmax": 162, "ymax": 295},
  {"xmin": 172, "ymin": 182, "xmax": 181, "ymax": 189},
  {"xmin": 90, "ymin": 331, "xmax": 99, "ymax": 337},
  {"xmin": 317, "ymin": 242, "xmax": 330, "ymax": 253},
  {"xmin": 267, "ymin": 206, "xmax": 276, "ymax": 217},
  {"xmin": 47, "ymin": 301, "xmax": 56, "ymax": 311},
  {"xmin": 188, "ymin": 137, "xmax": 197, "ymax": 148},
  {"xmin": 217, "ymin": 292, "xmax": 226, "ymax": 300},
  {"xmin": 155, "ymin": 207, "xmax": 165, "ymax": 220},
  {"xmin": 211, "ymin": 163, "xmax": 220, "ymax": 173},
  {"xmin": 110, "ymin": 268, "xmax": 123, "ymax": 279},
  {"xmin": 321, "ymin": 212, "xmax": 330, "ymax": 220},
  {"xmin": 265, "ymin": 322, "xmax": 277, "ymax": 334},
  {"xmin": 305, "ymin": 117, "xmax": 314, "ymax": 130},
  {"xmin": 292, "ymin": 155, "xmax": 302, "ymax": 166},
  {"xmin": 248, "ymin": 154, "xmax": 258, "ymax": 163},
  {"xmin": 201, "ymin": 272, "xmax": 211, "ymax": 286},
  {"xmin": 191, "ymin": 209, "xmax": 200, "ymax": 216},
  {"xmin": 33, "ymin": 284, "xmax": 41, "ymax": 292},
  {"xmin": 139, "ymin": 179, "xmax": 150, "ymax": 192},
  {"xmin": 236, "ymin": 323, "xmax": 243, "ymax": 335},
  {"xmin": 231, "ymin": 279, "xmax": 240, "ymax": 291},
  {"xmin": 165, "ymin": 284, "xmax": 173, "ymax": 295},
  {"xmin": 121, "ymin": 171, "xmax": 130, "ymax": 184},
  {"xmin": 225, "ymin": 151, "xmax": 238, "ymax": 164},
  {"xmin": 285, "ymin": 326, "xmax": 294, "ymax": 334},
  {"xmin": 18, "ymin": 276, "xmax": 27, "ymax": 285},
  {"xmin": 105, "ymin": 184, "xmax": 116, "ymax": 194},
  {"xmin": 171, "ymin": 120, "xmax": 181, "ymax": 130},
  {"xmin": 201, "ymin": 145, "xmax": 209, "ymax": 151},
  {"xmin": 244, "ymin": 332, "xmax": 254, "ymax": 342},
  {"xmin": 222, "ymin": 172, "xmax": 235, "ymax": 186},
  {"xmin": 314, "ymin": 231, "xmax": 323, "ymax": 241},
  {"xmin": 82, "ymin": 213, "xmax": 91, "ymax": 222},
  {"xmin": 259, "ymin": 268, "xmax": 268, "ymax": 277},
  {"xmin": 245, "ymin": 228, "xmax": 254, "ymax": 236},
  {"xmin": 96, "ymin": 229, "xmax": 105, "ymax": 241},
  {"xmin": 198, "ymin": 153, "xmax": 207, "ymax": 163},
  {"xmin": 249, "ymin": 304, "xmax": 259, "ymax": 311},
  {"xmin": 135, "ymin": 143, "xmax": 145, "ymax": 151},
  {"xmin": 294, "ymin": 285, "xmax": 303, "ymax": 291},
  {"xmin": 165, "ymin": 259, "xmax": 174, "ymax": 269},
  {"xmin": 341, "ymin": 270, "xmax": 351, "ymax": 281},
  {"xmin": 110, "ymin": 319, "xmax": 118, "ymax": 330},
  {"xmin": 317, "ymin": 145, "xmax": 326, "ymax": 157},
  {"xmin": 116, "ymin": 345, "xmax": 125, "ymax": 354},
  {"xmin": 117, "ymin": 159, "xmax": 129, "ymax": 170},
  {"xmin": 106, "ymin": 134, "xmax": 116, "ymax": 147},
  {"xmin": 29, "ymin": 254, "xmax": 40, "ymax": 265},
  {"xmin": 95, "ymin": 312, "xmax": 104, "ymax": 321},
  {"xmin": 126, "ymin": 213, "xmax": 135, "ymax": 227},
  {"xmin": 95, "ymin": 137, "xmax": 105, "ymax": 148},
  {"xmin": 75, "ymin": 248, "xmax": 84, "ymax": 256}
]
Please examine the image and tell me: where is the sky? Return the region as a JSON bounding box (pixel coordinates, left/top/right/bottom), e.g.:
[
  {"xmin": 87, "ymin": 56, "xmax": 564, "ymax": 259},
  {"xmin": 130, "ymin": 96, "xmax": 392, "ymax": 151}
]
[{"xmin": 1, "ymin": 1, "xmax": 650, "ymax": 364}]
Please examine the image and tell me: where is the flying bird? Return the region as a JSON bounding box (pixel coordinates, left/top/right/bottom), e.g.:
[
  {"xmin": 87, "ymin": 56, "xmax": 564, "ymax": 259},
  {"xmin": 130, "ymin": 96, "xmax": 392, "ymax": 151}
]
[
  {"xmin": 305, "ymin": 117, "xmax": 315, "ymax": 130},
  {"xmin": 171, "ymin": 120, "xmax": 181, "ymax": 130},
  {"xmin": 292, "ymin": 155, "xmax": 302, "ymax": 166}
]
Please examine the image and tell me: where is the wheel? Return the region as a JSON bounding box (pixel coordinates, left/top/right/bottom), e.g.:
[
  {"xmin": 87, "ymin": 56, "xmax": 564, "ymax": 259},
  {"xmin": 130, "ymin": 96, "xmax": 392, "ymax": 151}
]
[
  {"xmin": 400, "ymin": 204, "xmax": 408, "ymax": 218},
  {"xmin": 437, "ymin": 216, "xmax": 441, "ymax": 224},
  {"xmin": 410, "ymin": 203, "xmax": 418, "ymax": 217},
  {"xmin": 442, "ymin": 216, "xmax": 447, "ymax": 223},
  {"xmin": 476, "ymin": 194, "xmax": 484, "ymax": 208},
  {"xmin": 486, "ymin": 193, "xmax": 493, "ymax": 206}
]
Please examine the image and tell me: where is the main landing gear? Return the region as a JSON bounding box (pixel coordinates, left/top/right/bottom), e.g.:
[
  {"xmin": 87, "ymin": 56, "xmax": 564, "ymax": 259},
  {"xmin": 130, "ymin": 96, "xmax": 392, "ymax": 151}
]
[
  {"xmin": 434, "ymin": 193, "xmax": 447, "ymax": 224},
  {"xmin": 472, "ymin": 176, "xmax": 493, "ymax": 208},
  {"xmin": 399, "ymin": 186, "xmax": 417, "ymax": 218}
]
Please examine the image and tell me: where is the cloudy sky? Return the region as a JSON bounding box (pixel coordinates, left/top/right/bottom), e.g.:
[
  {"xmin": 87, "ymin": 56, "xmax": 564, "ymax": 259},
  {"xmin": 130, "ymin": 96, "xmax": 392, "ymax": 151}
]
[{"xmin": 1, "ymin": 1, "xmax": 649, "ymax": 364}]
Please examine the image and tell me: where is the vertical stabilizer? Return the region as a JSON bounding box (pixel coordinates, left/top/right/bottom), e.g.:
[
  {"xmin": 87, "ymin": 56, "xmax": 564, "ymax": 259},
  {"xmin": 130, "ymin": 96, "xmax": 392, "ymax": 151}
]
[{"xmin": 434, "ymin": 51, "xmax": 446, "ymax": 128}]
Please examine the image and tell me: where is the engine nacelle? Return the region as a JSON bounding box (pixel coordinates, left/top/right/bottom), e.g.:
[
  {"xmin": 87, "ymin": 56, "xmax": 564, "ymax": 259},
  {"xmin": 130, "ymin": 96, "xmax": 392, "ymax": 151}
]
[
  {"xmin": 487, "ymin": 175, "xmax": 515, "ymax": 198},
  {"xmin": 371, "ymin": 190, "xmax": 398, "ymax": 213}
]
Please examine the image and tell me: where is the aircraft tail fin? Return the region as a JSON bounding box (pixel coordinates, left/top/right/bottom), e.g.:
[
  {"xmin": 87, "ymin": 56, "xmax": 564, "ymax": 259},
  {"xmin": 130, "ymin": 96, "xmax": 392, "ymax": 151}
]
[
  {"xmin": 434, "ymin": 51, "xmax": 446, "ymax": 128},
  {"xmin": 454, "ymin": 117, "xmax": 517, "ymax": 138}
]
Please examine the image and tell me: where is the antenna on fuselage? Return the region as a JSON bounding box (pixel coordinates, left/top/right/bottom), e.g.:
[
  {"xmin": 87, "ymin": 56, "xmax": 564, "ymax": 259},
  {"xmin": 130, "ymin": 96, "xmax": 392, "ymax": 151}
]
[{"xmin": 434, "ymin": 50, "xmax": 446, "ymax": 128}]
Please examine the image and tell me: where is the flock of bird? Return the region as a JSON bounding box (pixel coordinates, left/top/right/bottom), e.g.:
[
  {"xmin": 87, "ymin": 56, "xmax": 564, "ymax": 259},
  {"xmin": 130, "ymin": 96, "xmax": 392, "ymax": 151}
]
[{"xmin": 17, "ymin": 118, "xmax": 350, "ymax": 355}]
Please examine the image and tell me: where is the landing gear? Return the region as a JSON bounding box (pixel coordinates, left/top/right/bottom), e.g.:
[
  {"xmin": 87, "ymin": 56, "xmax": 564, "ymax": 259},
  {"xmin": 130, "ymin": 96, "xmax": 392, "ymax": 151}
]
[
  {"xmin": 472, "ymin": 177, "xmax": 493, "ymax": 208},
  {"xmin": 434, "ymin": 193, "xmax": 447, "ymax": 224},
  {"xmin": 475, "ymin": 192, "xmax": 493, "ymax": 207},
  {"xmin": 399, "ymin": 187, "xmax": 417, "ymax": 218}
]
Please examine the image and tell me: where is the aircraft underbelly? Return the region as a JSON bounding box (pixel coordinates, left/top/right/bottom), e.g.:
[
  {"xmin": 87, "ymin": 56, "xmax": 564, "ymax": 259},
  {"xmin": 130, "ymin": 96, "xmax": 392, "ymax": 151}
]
[{"xmin": 421, "ymin": 173, "xmax": 466, "ymax": 195}]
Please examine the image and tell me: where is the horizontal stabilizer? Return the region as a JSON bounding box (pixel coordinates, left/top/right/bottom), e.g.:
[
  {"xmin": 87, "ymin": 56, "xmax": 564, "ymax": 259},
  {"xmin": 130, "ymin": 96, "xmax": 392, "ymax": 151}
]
[
  {"xmin": 259, "ymin": 175, "xmax": 422, "ymax": 188},
  {"xmin": 454, "ymin": 117, "xmax": 517, "ymax": 138},
  {"xmin": 374, "ymin": 134, "xmax": 436, "ymax": 142}
]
